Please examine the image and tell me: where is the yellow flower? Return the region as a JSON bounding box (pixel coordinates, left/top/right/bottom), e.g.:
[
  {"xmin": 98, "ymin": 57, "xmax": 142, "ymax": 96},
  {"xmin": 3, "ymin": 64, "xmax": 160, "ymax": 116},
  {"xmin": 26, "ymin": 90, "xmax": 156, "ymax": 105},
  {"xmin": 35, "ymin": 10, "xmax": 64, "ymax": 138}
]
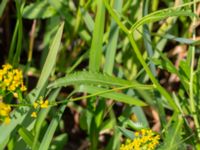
[
  {"xmin": 33, "ymin": 97, "xmax": 49, "ymax": 114},
  {"xmin": 120, "ymin": 129, "xmax": 160, "ymax": 150},
  {"xmin": 0, "ymin": 102, "xmax": 11, "ymax": 124},
  {"xmin": 2, "ymin": 64, "xmax": 12, "ymax": 71},
  {"xmin": 33, "ymin": 102, "xmax": 38, "ymax": 109},
  {"xmin": 39, "ymin": 99, "xmax": 44, "ymax": 105},
  {"xmin": 0, "ymin": 64, "xmax": 26, "ymax": 94},
  {"xmin": 20, "ymin": 84, "xmax": 27, "ymax": 91},
  {"xmin": 135, "ymin": 132, "xmax": 140, "ymax": 137},
  {"xmin": 31, "ymin": 112, "xmax": 37, "ymax": 118},
  {"xmin": 0, "ymin": 102, "xmax": 11, "ymax": 117},
  {"xmin": 13, "ymin": 92, "xmax": 18, "ymax": 98},
  {"xmin": 41, "ymin": 100, "xmax": 49, "ymax": 108},
  {"xmin": 4, "ymin": 117, "xmax": 11, "ymax": 124}
]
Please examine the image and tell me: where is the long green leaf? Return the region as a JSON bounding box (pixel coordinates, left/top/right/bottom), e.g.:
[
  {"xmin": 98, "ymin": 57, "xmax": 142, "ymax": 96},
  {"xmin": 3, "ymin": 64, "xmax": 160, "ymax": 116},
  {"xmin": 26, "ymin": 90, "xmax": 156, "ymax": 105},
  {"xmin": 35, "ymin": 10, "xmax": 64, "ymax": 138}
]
[
  {"xmin": 36, "ymin": 22, "xmax": 64, "ymax": 90},
  {"xmin": 38, "ymin": 104, "xmax": 66, "ymax": 150},
  {"xmin": 104, "ymin": 0, "xmax": 122, "ymax": 75},
  {"xmin": 18, "ymin": 126, "xmax": 40, "ymax": 148},
  {"xmin": 32, "ymin": 89, "xmax": 60, "ymax": 149},
  {"xmin": 48, "ymin": 71, "xmax": 153, "ymax": 89},
  {"xmin": 0, "ymin": 0, "xmax": 8, "ymax": 17},
  {"xmin": 89, "ymin": 0, "xmax": 105, "ymax": 72},
  {"xmin": 32, "ymin": 22, "xmax": 64, "ymax": 149},
  {"xmin": 77, "ymin": 85, "xmax": 147, "ymax": 106}
]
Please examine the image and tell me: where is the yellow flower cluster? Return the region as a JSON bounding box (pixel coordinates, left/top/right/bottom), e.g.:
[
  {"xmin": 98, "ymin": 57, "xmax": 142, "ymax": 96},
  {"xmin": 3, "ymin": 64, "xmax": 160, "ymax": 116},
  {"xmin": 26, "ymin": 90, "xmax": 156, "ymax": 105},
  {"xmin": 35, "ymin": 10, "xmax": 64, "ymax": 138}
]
[
  {"xmin": 0, "ymin": 64, "xmax": 26, "ymax": 97},
  {"xmin": 0, "ymin": 102, "xmax": 11, "ymax": 124},
  {"xmin": 31, "ymin": 97, "xmax": 49, "ymax": 118},
  {"xmin": 120, "ymin": 129, "xmax": 160, "ymax": 150}
]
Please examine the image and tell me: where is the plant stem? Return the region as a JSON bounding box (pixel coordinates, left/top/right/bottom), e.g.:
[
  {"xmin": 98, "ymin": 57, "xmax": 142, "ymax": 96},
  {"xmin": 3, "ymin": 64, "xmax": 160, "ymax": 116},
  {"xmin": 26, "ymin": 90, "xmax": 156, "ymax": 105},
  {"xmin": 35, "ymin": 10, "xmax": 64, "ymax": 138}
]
[
  {"xmin": 190, "ymin": 0, "xmax": 200, "ymax": 141},
  {"xmin": 103, "ymin": 0, "xmax": 179, "ymax": 112},
  {"xmin": 127, "ymin": 34, "xmax": 178, "ymax": 112}
]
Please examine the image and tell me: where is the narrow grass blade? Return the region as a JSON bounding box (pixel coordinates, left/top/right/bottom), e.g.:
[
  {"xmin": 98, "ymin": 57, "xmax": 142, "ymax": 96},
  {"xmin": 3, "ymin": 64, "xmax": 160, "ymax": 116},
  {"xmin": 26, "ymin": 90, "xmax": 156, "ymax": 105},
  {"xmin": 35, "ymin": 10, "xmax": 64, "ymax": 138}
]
[
  {"xmin": 81, "ymin": 8, "xmax": 94, "ymax": 33},
  {"xmin": 18, "ymin": 126, "xmax": 40, "ymax": 148},
  {"xmin": 104, "ymin": 0, "xmax": 122, "ymax": 75},
  {"xmin": 0, "ymin": 0, "xmax": 8, "ymax": 17},
  {"xmin": 8, "ymin": 21, "xmax": 19, "ymax": 63},
  {"xmin": 154, "ymin": 33, "xmax": 200, "ymax": 45},
  {"xmin": 36, "ymin": 22, "xmax": 64, "ymax": 90},
  {"xmin": 38, "ymin": 104, "xmax": 66, "ymax": 150},
  {"xmin": 32, "ymin": 88, "xmax": 60, "ymax": 149},
  {"xmin": 13, "ymin": 1, "xmax": 23, "ymax": 66},
  {"xmin": 89, "ymin": 0, "xmax": 105, "ymax": 72}
]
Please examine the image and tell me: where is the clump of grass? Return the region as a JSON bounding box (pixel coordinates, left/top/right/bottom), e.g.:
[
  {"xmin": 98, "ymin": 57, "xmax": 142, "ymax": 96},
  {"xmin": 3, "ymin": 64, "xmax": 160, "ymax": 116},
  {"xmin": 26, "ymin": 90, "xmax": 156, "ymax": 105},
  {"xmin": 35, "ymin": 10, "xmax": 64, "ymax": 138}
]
[{"xmin": 0, "ymin": 0, "xmax": 200, "ymax": 150}]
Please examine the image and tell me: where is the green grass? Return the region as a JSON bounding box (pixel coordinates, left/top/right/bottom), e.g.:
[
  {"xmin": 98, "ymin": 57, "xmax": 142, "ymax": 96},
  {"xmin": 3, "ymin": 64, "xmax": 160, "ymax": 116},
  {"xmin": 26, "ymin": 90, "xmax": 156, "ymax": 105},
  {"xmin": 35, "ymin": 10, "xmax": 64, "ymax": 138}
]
[{"xmin": 0, "ymin": 0, "xmax": 200, "ymax": 149}]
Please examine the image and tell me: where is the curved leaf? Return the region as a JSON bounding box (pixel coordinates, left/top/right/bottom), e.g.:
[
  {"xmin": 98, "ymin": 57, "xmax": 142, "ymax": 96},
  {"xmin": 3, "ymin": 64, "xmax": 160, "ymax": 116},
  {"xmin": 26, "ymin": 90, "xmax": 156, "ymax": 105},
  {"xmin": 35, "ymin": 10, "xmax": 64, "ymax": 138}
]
[
  {"xmin": 48, "ymin": 71, "xmax": 154, "ymax": 90},
  {"xmin": 22, "ymin": 1, "xmax": 57, "ymax": 19},
  {"xmin": 130, "ymin": 9, "xmax": 196, "ymax": 33}
]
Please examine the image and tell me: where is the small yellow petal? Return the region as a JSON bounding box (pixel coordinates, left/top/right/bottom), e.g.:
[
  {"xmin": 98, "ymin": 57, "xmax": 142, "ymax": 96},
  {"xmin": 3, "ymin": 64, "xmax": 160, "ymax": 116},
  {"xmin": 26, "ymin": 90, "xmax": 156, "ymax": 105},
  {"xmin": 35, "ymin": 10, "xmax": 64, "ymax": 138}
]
[
  {"xmin": 41, "ymin": 100, "xmax": 49, "ymax": 108},
  {"xmin": 4, "ymin": 117, "xmax": 11, "ymax": 124},
  {"xmin": 31, "ymin": 112, "xmax": 37, "ymax": 118},
  {"xmin": 13, "ymin": 92, "xmax": 18, "ymax": 98},
  {"xmin": 20, "ymin": 85, "xmax": 27, "ymax": 91},
  {"xmin": 33, "ymin": 102, "xmax": 38, "ymax": 109}
]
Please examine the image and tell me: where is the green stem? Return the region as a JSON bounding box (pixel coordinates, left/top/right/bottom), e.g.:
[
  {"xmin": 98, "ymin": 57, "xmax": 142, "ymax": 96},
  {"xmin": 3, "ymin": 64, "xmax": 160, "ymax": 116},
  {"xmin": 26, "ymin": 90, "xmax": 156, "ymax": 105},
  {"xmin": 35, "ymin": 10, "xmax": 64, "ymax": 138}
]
[
  {"xmin": 51, "ymin": 84, "xmax": 155, "ymax": 106},
  {"xmin": 190, "ymin": 0, "xmax": 200, "ymax": 142},
  {"xmin": 127, "ymin": 34, "xmax": 178, "ymax": 112},
  {"xmin": 103, "ymin": 0, "xmax": 179, "ymax": 112}
]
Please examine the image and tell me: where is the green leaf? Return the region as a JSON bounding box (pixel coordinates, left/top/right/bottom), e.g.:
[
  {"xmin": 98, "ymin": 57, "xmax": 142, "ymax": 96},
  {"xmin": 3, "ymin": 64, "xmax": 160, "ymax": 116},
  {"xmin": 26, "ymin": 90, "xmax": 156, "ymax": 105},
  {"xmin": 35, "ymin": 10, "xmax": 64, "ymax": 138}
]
[
  {"xmin": 104, "ymin": 0, "xmax": 122, "ymax": 75},
  {"xmin": 50, "ymin": 133, "xmax": 68, "ymax": 150},
  {"xmin": 79, "ymin": 109, "xmax": 93, "ymax": 131},
  {"xmin": 38, "ymin": 105, "xmax": 66, "ymax": 150},
  {"xmin": 48, "ymin": 71, "xmax": 153, "ymax": 89},
  {"xmin": 32, "ymin": 89, "xmax": 60, "ymax": 150},
  {"xmin": 159, "ymin": 116, "xmax": 183, "ymax": 150},
  {"xmin": 0, "ymin": 0, "xmax": 8, "ymax": 17},
  {"xmin": 18, "ymin": 126, "xmax": 40, "ymax": 148},
  {"xmin": 77, "ymin": 85, "xmax": 147, "ymax": 106},
  {"xmin": 151, "ymin": 58, "xmax": 177, "ymax": 74},
  {"xmin": 81, "ymin": 8, "xmax": 94, "ymax": 33},
  {"xmin": 32, "ymin": 22, "xmax": 64, "ymax": 149},
  {"xmin": 154, "ymin": 33, "xmax": 200, "ymax": 45},
  {"xmin": 22, "ymin": 1, "xmax": 57, "ymax": 19},
  {"xmin": 36, "ymin": 22, "xmax": 64, "ymax": 90},
  {"xmin": 89, "ymin": 0, "xmax": 105, "ymax": 72},
  {"xmin": 118, "ymin": 127, "xmax": 134, "ymax": 140},
  {"xmin": 131, "ymin": 8, "xmax": 196, "ymax": 33},
  {"xmin": 118, "ymin": 116, "xmax": 145, "ymax": 130}
]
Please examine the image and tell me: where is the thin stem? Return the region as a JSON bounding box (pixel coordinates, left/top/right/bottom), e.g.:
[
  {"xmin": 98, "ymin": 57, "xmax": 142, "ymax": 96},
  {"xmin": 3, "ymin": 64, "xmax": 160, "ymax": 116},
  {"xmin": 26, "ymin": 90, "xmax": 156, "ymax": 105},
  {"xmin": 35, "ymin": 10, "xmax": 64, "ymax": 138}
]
[
  {"xmin": 8, "ymin": 103, "xmax": 32, "ymax": 107},
  {"xmin": 28, "ymin": 20, "xmax": 36, "ymax": 62},
  {"xmin": 127, "ymin": 34, "xmax": 179, "ymax": 112},
  {"xmin": 190, "ymin": 0, "xmax": 200, "ymax": 141},
  {"xmin": 50, "ymin": 84, "xmax": 155, "ymax": 106},
  {"xmin": 103, "ymin": 0, "xmax": 179, "ymax": 111}
]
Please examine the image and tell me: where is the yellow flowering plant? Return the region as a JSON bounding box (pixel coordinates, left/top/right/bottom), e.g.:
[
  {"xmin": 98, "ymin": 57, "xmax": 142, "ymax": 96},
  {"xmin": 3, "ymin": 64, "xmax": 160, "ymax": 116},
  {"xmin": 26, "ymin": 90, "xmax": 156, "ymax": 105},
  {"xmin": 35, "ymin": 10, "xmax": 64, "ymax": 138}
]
[
  {"xmin": 0, "ymin": 101, "xmax": 11, "ymax": 124},
  {"xmin": 31, "ymin": 96, "xmax": 49, "ymax": 118},
  {"xmin": 1, "ymin": 1, "xmax": 199, "ymax": 149},
  {"xmin": 0, "ymin": 64, "xmax": 27, "ymax": 124},
  {"xmin": 0, "ymin": 64, "xmax": 51, "ymax": 124},
  {"xmin": 120, "ymin": 129, "xmax": 160, "ymax": 150},
  {"xmin": 0, "ymin": 64, "xmax": 26, "ymax": 101}
]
